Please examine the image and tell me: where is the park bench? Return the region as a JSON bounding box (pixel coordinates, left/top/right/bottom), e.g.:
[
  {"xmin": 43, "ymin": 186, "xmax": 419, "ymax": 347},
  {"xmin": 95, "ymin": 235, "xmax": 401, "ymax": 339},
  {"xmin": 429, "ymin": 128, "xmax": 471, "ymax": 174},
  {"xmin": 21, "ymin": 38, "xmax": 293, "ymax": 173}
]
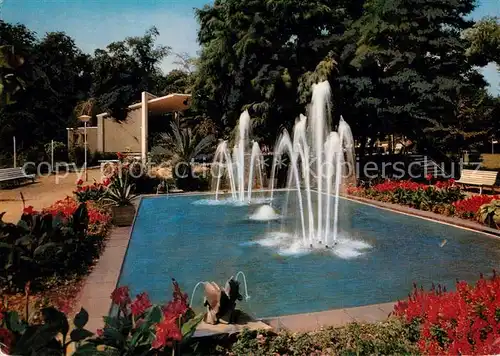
[
  {"xmin": 0, "ymin": 167, "xmax": 35, "ymax": 187},
  {"xmin": 455, "ymin": 169, "xmax": 498, "ymax": 194}
]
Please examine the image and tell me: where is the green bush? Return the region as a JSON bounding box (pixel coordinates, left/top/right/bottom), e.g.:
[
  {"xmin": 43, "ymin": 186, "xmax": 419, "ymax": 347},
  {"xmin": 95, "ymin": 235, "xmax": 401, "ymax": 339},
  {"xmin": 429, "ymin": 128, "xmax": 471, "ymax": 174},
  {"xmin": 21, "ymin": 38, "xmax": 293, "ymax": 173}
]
[
  {"xmin": 68, "ymin": 146, "xmax": 90, "ymax": 166},
  {"xmin": 478, "ymin": 199, "xmax": 500, "ymax": 228},
  {"xmin": 0, "ymin": 202, "xmax": 110, "ymax": 293},
  {"xmin": 44, "ymin": 141, "xmax": 68, "ymax": 163},
  {"xmin": 1, "ymin": 307, "xmax": 93, "ymax": 355},
  {"xmin": 0, "ymin": 204, "xmax": 88, "ymax": 292},
  {"xmin": 188, "ymin": 318, "xmax": 418, "ymax": 355}
]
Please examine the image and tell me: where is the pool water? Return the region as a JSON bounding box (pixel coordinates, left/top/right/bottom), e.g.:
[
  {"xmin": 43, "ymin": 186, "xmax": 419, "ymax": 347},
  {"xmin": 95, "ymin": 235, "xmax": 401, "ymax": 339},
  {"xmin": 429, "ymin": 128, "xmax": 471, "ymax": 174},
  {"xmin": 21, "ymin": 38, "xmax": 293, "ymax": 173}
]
[{"xmin": 118, "ymin": 193, "xmax": 500, "ymax": 318}]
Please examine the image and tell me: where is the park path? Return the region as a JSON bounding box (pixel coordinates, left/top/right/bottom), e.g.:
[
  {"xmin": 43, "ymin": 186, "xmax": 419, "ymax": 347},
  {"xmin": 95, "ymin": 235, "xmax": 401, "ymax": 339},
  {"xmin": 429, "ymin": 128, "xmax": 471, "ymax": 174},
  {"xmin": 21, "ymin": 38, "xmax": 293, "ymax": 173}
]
[{"xmin": 0, "ymin": 169, "xmax": 102, "ymax": 223}]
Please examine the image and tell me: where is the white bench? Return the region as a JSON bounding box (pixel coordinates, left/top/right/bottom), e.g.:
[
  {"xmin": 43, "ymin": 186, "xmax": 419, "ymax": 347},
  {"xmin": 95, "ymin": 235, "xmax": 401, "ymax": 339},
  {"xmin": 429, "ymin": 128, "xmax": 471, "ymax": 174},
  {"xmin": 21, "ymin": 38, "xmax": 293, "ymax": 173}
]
[
  {"xmin": 0, "ymin": 167, "xmax": 35, "ymax": 187},
  {"xmin": 456, "ymin": 169, "xmax": 498, "ymax": 194}
]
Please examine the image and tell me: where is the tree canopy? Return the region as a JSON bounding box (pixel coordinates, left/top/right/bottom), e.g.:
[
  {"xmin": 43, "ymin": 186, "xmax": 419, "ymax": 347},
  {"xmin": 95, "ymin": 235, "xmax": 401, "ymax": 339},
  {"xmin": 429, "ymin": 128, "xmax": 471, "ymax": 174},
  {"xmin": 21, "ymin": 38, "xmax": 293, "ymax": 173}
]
[{"xmin": 0, "ymin": 0, "xmax": 499, "ymax": 165}]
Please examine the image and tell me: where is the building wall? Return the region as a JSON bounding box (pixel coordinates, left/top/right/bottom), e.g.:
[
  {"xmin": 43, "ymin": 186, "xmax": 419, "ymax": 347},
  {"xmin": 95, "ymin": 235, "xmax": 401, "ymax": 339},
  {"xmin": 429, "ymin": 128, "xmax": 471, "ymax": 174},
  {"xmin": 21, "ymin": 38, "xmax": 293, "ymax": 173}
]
[
  {"xmin": 101, "ymin": 108, "xmax": 141, "ymax": 153},
  {"xmin": 481, "ymin": 154, "xmax": 500, "ymax": 170},
  {"xmin": 67, "ymin": 127, "xmax": 98, "ymax": 152}
]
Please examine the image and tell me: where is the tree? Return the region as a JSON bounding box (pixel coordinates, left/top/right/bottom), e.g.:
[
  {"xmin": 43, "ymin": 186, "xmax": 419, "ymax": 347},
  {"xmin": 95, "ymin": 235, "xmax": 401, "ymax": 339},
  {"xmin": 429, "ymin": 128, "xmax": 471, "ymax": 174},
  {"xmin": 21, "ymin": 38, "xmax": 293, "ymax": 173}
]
[
  {"xmin": 76, "ymin": 27, "xmax": 170, "ymax": 121},
  {"xmin": 348, "ymin": 0, "xmax": 485, "ymax": 154},
  {"xmin": 463, "ymin": 16, "xmax": 500, "ymax": 68},
  {"xmin": 0, "ymin": 22, "xmax": 91, "ymax": 160},
  {"xmin": 156, "ymin": 69, "xmax": 192, "ymax": 95},
  {"xmin": 193, "ymin": 0, "xmax": 364, "ymax": 144},
  {"xmin": 0, "ymin": 45, "xmax": 25, "ymax": 106},
  {"xmin": 173, "ymin": 52, "xmax": 197, "ymax": 74}
]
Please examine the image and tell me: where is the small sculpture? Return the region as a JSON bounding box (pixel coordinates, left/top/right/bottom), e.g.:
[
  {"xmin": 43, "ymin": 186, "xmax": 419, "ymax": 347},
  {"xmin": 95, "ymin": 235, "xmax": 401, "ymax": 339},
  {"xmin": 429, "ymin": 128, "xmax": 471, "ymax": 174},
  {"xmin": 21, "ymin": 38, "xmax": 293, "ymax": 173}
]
[{"xmin": 203, "ymin": 277, "xmax": 242, "ymax": 324}]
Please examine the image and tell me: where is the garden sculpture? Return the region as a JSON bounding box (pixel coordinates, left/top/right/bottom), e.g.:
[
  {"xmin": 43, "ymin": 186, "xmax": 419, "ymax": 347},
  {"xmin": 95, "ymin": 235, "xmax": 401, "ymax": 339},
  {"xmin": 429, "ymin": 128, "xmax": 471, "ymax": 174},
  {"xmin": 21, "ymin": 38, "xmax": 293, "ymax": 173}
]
[{"xmin": 203, "ymin": 277, "xmax": 242, "ymax": 324}]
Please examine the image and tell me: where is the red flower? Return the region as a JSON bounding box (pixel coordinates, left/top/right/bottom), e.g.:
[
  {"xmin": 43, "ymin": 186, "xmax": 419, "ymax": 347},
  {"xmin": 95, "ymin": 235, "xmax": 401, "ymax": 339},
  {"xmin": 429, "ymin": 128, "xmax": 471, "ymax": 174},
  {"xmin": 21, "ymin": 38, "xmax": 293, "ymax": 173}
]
[
  {"xmin": 0, "ymin": 328, "xmax": 13, "ymax": 353},
  {"xmin": 162, "ymin": 279, "xmax": 189, "ymax": 320},
  {"xmin": 131, "ymin": 292, "xmax": 152, "ymax": 316},
  {"xmin": 23, "ymin": 205, "xmax": 36, "ymax": 215},
  {"xmin": 152, "ymin": 317, "xmax": 182, "ymax": 349},
  {"xmin": 110, "ymin": 286, "xmax": 130, "ymax": 306},
  {"xmin": 426, "ymin": 173, "xmax": 433, "ymax": 181},
  {"xmin": 117, "ymin": 152, "xmax": 124, "ymax": 160},
  {"xmin": 76, "ymin": 179, "xmax": 83, "ymax": 186},
  {"xmin": 395, "ymin": 272, "xmax": 500, "ymax": 355},
  {"xmin": 172, "ymin": 278, "xmax": 189, "ymax": 305},
  {"xmin": 96, "ymin": 329, "xmax": 104, "ymax": 337},
  {"xmin": 453, "ymin": 194, "xmax": 500, "ymax": 220},
  {"xmin": 102, "ymin": 178, "xmax": 111, "ymax": 186},
  {"xmin": 163, "ymin": 299, "xmax": 188, "ymax": 320}
]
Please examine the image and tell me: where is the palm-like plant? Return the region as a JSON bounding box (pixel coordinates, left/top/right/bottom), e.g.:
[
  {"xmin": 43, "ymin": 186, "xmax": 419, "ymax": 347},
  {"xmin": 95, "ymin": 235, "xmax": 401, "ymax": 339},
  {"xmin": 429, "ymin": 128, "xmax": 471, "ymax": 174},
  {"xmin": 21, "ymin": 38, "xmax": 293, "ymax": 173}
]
[
  {"xmin": 103, "ymin": 174, "xmax": 137, "ymax": 206},
  {"xmin": 153, "ymin": 121, "xmax": 215, "ymax": 181}
]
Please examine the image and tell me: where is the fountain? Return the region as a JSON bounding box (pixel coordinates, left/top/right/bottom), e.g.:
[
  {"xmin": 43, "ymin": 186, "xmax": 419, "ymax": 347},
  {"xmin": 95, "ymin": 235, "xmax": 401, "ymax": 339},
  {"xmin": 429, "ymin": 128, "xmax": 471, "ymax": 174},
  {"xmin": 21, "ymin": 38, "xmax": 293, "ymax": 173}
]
[
  {"xmin": 269, "ymin": 81, "xmax": 356, "ymax": 248},
  {"xmin": 249, "ymin": 205, "xmax": 280, "ymax": 221},
  {"xmin": 212, "ymin": 111, "xmax": 265, "ymax": 202}
]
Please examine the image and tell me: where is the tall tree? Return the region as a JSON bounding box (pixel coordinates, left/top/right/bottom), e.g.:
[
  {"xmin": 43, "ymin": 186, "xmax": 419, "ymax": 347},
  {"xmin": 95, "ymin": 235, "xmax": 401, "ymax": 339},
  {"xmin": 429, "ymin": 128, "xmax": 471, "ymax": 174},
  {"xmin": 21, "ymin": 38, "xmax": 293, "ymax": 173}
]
[
  {"xmin": 0, "ymin": 22, "xmax": 91, "ymax": 158},
  {"xmin": 194, "ymin": 0, "xmax": 364, "ymax": 144},
  {"xmin": 76, "ymin": 27, "xmax": 170, "ymax": 121},
  {"xmin": 463, "ymin": 16, "xmax": 500, "ymax": 68},
  {"xmin": 0, "ymin": 45, "xmax": 25, "ymax": 106},
  {"xmin": 349, "ymin": 0, "xmax": 485, "ymax": 154}
]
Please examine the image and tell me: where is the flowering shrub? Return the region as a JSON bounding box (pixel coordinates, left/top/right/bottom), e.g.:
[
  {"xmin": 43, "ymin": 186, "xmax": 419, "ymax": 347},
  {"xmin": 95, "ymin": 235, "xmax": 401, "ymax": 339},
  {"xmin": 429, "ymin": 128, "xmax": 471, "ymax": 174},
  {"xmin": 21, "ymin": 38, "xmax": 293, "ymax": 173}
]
[
  {"xmin": 357, "ymin": 179, "xmax": 463, "ymax": 211},
  {"xmin": 0, "ymin": 199, "xmax": 111, "ymax": 293},
  {"xmin": 0, "ymin": 204, "xmax": 92, "ymax": 292},
  {"xmin": 351, "ymin": 179, "xmax": 500, "ymax": 229},
  {"xmin": 0, "ymin": 279, "xmax": 203, "ymax": 355},
  {"xmin": 83, "ymin": 279, "xmax": 203, "ymax": 355},
  {"xmin": 371, "ymin": 180, "xmax": 427, "ymax": 194},
  {"xmin": 394, "ymin": 273, "xmax": 500, "ymax": 355},
  {"xmin": 453, "ymin": 194, "xmax": 500, "ymax": 220},
  {"xmin": 74, "ymin": 178, "xmax": 110, "ymax": 203},
  {"xmin": 43, "ymin": 197, "xmax": 111, "ymax": 237}
]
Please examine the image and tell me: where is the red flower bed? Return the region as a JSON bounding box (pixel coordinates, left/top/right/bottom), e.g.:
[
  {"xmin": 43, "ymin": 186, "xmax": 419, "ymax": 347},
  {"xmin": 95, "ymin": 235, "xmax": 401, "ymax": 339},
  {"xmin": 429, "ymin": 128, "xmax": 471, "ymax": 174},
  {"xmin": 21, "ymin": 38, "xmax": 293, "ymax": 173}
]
[
  {"xmin": 371, "ymin": 180, "xmax": 428, "ymax": 193},
  {"xmin": 453, "ymin": 194, "xmax": 500, "ymax": 220},
  {"xmin": 43, "ymin": 197, "xmax": 111, "ymax": 230},
  {"xmin": 394, "ymin": 273, "xmax": 500, "ymax": 355},
  {"xmin": 74, "ymin": 179, "xmax": 110, "ymax": 203}
]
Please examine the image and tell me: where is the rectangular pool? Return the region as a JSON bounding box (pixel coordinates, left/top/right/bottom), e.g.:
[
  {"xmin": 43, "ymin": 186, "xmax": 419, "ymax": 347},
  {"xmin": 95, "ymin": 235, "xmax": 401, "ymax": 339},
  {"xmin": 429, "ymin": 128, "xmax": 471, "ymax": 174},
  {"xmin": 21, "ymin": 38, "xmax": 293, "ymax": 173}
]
[{"xmin": 118, "ymin": 193, "xmax": 500, "ymax": 318}]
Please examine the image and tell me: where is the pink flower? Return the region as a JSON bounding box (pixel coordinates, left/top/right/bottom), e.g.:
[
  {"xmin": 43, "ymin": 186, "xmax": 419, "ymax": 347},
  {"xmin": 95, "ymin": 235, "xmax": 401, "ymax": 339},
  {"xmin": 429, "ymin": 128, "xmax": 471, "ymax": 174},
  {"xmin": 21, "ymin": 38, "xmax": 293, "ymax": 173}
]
[
  {"xmin": 96, "ymin": 329, "xmax": 104, "ymax": 337},
  {"xmin": 131, "ymin": 292, "xmax": 152, "ymax": 316}
]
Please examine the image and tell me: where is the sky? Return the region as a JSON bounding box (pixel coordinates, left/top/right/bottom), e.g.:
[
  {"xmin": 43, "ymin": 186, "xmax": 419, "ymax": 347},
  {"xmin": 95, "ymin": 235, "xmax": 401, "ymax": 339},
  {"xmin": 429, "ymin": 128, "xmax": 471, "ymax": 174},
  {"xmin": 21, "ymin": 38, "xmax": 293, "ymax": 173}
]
[{"xmin": 2, "ymin": 0, "xmax": 499, "ymax": 95}]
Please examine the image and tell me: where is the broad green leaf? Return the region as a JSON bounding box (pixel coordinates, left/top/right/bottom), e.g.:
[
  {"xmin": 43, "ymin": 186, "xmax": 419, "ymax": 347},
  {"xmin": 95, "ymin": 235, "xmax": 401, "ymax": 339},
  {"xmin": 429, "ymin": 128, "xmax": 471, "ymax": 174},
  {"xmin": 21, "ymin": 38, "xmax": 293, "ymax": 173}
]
[
  {"xmin": 74, "ymin": 308, "xmax": 89, "ymax": 329},
  {"xmin": 181, "ymin": 313, "xmax": 204, "ymax": 339},
  {"xmin": 6, "ymin": 311, "xmax": 25, "ymax": 333},
  {"xmin": 70, "ymin": 328, "xmax": 94, "ymax": 342},
  {"xmin": 145, "ymin": 305, "xmax": 162, "ymax": 324}
]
